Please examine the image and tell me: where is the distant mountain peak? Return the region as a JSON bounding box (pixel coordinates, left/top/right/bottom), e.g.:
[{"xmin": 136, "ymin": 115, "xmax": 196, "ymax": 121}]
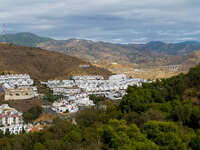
[
  {"xmin": 146, "ymin": 41, "xmax": 166, "ymax": 45},
  {"xmin": 0, "ymin": 32, "xmax": 52, "ymax": 47},
  {"xmin": 178, "ymin": 41, "xmax": 200, "ymax": 45},
  {"xmin": 14, "ymin": 32, "xmax": 42, "ymax": 38}
]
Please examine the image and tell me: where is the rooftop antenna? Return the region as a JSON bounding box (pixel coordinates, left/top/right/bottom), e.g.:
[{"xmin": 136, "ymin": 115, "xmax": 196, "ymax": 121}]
[{"xmin": 0, "ymin": 24, "xmax": 8, "ymax": 44}]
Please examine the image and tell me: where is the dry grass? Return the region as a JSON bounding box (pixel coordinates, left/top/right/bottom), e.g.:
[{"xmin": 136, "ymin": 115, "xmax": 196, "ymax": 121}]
[
  {"xmin": 0, "ymin": 44, "xmax": 111, "ymax": 81},
  {"xmin": 0, "ymin": 98, "xmax": 44, "ymax": 112},
  {"xmin": 34, "ymin": 112, "xmax": 56, "ymax": 123}
]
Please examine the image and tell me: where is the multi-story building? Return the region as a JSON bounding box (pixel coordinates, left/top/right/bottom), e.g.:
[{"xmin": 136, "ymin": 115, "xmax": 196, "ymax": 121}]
[
  {"xmin": 0, "ymin": 74, "xmax": 38, "ymax": 100},
  {"xmin": 0, "ymin": 104, "xmax": 23, "ymax": 126},
  {"xmin": 4, "ymin": 87, "xmax": 36, "ymax": 101}
]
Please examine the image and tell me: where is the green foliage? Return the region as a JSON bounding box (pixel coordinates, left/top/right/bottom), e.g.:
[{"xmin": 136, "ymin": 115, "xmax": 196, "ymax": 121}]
[
  {"xmin": 75, "ymin": 109, "xmax": 101, "ymax": 127},
  {"xmin": 143, "ymin": 121, "xmax": 189, "ymax": 150},
  {"xmin": 43, "ymin": 92, "xmax": 63, "ymax": 103},
  {"xmin": 98, "ymin": 119, "xmax": 159, "ymax": 150},
  {"xmin": 191, "ymin": 129, "xmax": 200, "ymax": 150},
  {"xmin": 1, "ymin": 65, "xmax": 200, "ymax": 149},
  {"xmin": 0, "ymin": 32, "xmax": 51, "ymax": 47},
  {"xmin": 187, "ymin": 106, "xmax": 200, "ymax": 129},
  {"xmin": 89, "ymin": 95, "xmax": 106, "ymax": 104},
  {"xmin": 33, "ymin": 143, "xmax": 47, "ymax": 150},
  {"xmin": 173, "ymin": 102, "xmax": 193, "ymax": 124},
  {"xmin": 23, "ymin": 106, "xmax": 43, "ymax": 123}
]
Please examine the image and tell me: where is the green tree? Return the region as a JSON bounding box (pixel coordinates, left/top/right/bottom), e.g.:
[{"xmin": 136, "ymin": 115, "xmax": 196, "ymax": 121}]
[
  {"xmin": 143, "ymin": 121, "xmax": 189, "ymax": 150},
  {"xmin": 33, "ymin": 143, "xmax": 47, "ymax": 150},
  {"xmin": 174, "ymin": 102, "xmax": 193, "ymax": 125},
  {"xmin": 23, "ymin": 106, "xmax": 43, "ymax": 123},
  {"xmin": 191, "ymin": 129, "xmax": 200, "ymax": 150},
  {"xmin": 98, "ymin": 119, "xmax": 158, "ymax": 150}
]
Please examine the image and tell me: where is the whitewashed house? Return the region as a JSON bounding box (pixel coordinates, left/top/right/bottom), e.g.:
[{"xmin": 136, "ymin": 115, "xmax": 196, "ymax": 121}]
[
  {"xmin": 41, "ymin": 74, "xmax": 149, "ymax": 114},
  {"xmin": 0, "ymin": 104, "xmax": 23, "ymax": 126},
  {"xmin": 0, "ymin": 74, "xmax": 38, "ymax": 100}
]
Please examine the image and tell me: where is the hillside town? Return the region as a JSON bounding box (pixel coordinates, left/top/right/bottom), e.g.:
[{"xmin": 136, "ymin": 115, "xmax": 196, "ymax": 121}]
[
  {"xmin": 41, "ymin": 74, "xmax": 148, "ymax": 113},
  {"xmin": 0, "ymin": 73, "xmax": 148, "ymax": 134}
]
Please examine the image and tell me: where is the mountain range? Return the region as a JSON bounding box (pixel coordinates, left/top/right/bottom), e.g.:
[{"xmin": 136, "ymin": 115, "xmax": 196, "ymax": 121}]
[
  {"xmin": 38, "ymin": 39, "xmax": 200, "ymax": 66},
  {"xmin": 1, "ymin": 32, "xmax": 200, "ymax": 77}
]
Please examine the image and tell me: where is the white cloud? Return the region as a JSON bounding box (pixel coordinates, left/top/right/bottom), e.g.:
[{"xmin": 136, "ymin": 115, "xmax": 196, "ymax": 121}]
[{"xmin": 0, "ymin": 0, "xmax": 199, "ymax": 43}]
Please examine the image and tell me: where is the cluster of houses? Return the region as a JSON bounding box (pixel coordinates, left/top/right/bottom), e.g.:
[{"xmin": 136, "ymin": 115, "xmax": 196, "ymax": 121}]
[
  {"xmin": 0, "ymin": 104, "xmax": 32, "ymax": 134},
  {"xmin": 42, "ymin": 74, "xmax": 148, "ymax": 113},
  {"xmin": 0, "ymin": 74, "xmax": 38, "ymax": 100},
  {"xmin": 51, "ymin": 94, "xmax": 94, "ymax": 113},
  {"xmin": 0, "ymin": 73, "xmax": 148, "ymax": 134},
  {"xmin": 0, "ymin": 74, "xmax": 39, "ymax": 134}
]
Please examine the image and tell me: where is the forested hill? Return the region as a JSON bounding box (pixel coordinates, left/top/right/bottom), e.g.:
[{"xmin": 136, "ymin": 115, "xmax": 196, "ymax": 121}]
[
  {"xmin": 0, "ymin": 32, "xmax": 51, "ymax": 47},
  {"xmin": 120, "ymin": 64, "xmax": 200, "ymax": 114},
  {"xmin": 2, "ymin": 65, "xmax": 200, "ymax": 149}
]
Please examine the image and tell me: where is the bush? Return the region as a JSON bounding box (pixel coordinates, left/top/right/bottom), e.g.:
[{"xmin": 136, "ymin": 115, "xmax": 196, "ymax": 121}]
[{"xmin": 23, "ymin": 106, "xmax": 43, "ymax": 123}]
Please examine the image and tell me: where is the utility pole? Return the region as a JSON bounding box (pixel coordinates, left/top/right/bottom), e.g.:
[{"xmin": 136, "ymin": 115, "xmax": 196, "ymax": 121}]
[{"xmin": 1, "ymin": 24, "xmax": 8, "ymax": 44}]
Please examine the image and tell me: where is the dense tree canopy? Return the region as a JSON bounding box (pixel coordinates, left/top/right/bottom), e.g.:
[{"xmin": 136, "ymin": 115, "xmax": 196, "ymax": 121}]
[{"xmin": 1, "ymin": 65, "xmax": 200, "ymax": 149}]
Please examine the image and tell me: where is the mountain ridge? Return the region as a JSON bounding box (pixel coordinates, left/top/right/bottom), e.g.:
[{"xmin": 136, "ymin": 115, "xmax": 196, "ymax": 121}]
[
  {"xmin": 2, "ymin": 32, "xmax": 200, "ymax": 78},
  {"xmin": 2, "ymin": 32, "xmax": 200, "ymax": 54},
  {"xmin": 0, "ymin": 32, "xmax": 52, "ymax": 47}
]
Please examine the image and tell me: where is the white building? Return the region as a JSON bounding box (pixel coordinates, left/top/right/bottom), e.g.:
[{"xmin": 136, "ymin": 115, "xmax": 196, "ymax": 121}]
[
  {"xmin": 52, "ymin": 99, "xmax": 79, "ymax": 113},
  {"xmin": 0, "ymin": 104, "xmax": 23, "ymax": 126},
  {"xmin": 0, "ymin": 74, "xmax": 38, "ymax": 100},
  {"xmin": 4, "ymin": 87, "xmax": 37, "ymax": 101},
  {"xmin": 41, "ymin": 74, "xmax": 149, "ymax": 114},
  {"xmin": 0, "ymin": 104, "xmax": 33, "ymax": 134},
  {"xmin": 72, "ymin": 75, "xmax": 104, "ymax": 80},
  {"xmin": 51, "ymin": 95, "xmax": 94, "ymax": 113},
  {"xmin": 108, "ymin": 74, "xmax": 127, "ymax": 81},
  {"xmin": 0, "ymin": 124, "xmax": 32, "ymax": 134}
]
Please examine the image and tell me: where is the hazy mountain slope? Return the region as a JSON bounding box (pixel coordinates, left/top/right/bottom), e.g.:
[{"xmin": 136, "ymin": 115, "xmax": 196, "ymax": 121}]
[
  {"xmin": 2, "ymin": 32, "xmax": 200, "ymax": 72},
  {"xmin": 127, "ymin": 41, "xmax": 200, "ymax": 55},
  {"xmin": 39, "ymin": 39, "xmax": 200, "ymax": 67},
  {"xmin": 38, "ymin": 39, "xmax": 136, "ymax": 64},
  {"xmin": 181, "ymin": 51, "xmax": 200, "ymax": 70},
  {"xmin": 38, "ymin": 39, "xmax": 200, "ymax": 79},
  {"xmin": 0, "ymin": 32, "xmax": 52, "ymax": 47},
  {"xmin": 0, "ymin": 44, "xmax": 111, "ymax": 80}
]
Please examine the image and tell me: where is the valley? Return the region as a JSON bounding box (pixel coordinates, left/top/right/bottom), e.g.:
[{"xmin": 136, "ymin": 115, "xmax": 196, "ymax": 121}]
[{"xmin": 2, "ymin": 32, "xmax": 200, "ymax": 79}]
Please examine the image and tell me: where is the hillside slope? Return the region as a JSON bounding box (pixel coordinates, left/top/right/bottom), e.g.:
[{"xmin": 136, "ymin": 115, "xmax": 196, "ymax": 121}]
[
  {"xmin": 0, "ymin": 32, "xmax": 51, "ymax": 47},
  {"xmin": 0, "ymin": 44, "xmax": 111, "ymax": 80},
  {"xmin": 2, "ymin": 32, "xmax": 200, "ymax": 67},
  {"xmin": 38, "ymin": 39, "xmax": 200, "ymax": 70},
  {"xmin": 3, "ymin": 32, "xmax": 200, "ymax": 79}
]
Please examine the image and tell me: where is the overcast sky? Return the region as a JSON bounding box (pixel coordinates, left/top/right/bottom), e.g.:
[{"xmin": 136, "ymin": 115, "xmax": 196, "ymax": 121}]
[{"xmin": 0, "ymin": 0, "xmax": 199, "ymax": 43}]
